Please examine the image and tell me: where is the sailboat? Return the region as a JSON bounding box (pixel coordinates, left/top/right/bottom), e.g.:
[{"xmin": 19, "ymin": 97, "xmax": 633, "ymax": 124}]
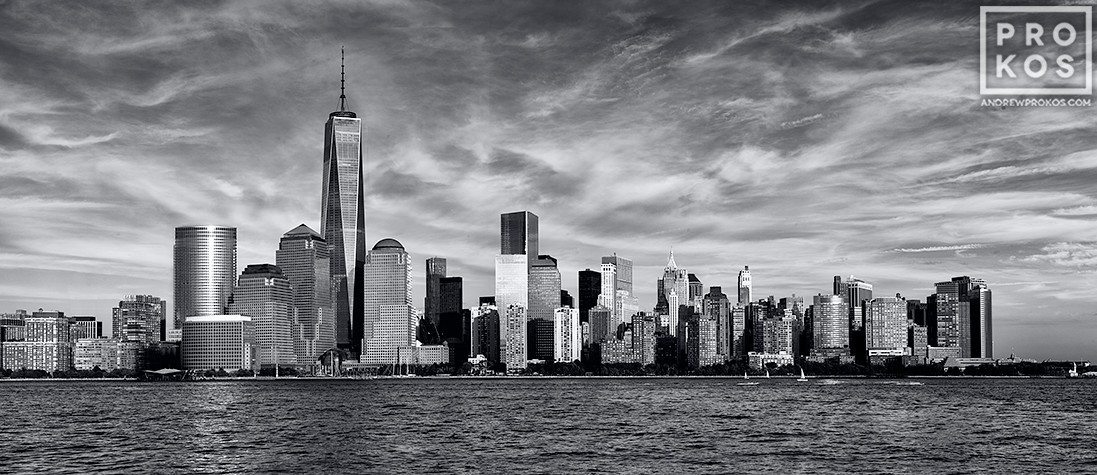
[
  {"xmin": 797, "ymin": 367, "xmax": 808, "ymax": 382},
  {"xmin": 1068, "ymin": 362, "xmax": 1080, "ymax": 378},
  {"xmin": 765, "ymin": 368, "xmax": 771, "ymax": 379},
  {"xmin": 738, "ymin": 371, "xmax": 758, "ymax": 386}
]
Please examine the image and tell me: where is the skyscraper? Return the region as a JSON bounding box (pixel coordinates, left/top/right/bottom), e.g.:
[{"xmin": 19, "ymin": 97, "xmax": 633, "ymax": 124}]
[
  {"xmin": 967, "ymin": 280, "xmax": 992, "ymax": 358},
  {"xmin": 598, "ymin": 254, "xmax": 634, "ymax": 331},
  {"xmin": 276, "ymin": 224, "xmax": 334, "ymax": 367},
  {"xmin": 503, "ymin": 305, "xmax": 527, "ymax": 373},
  {"xmin": 470, "ymin": 304, "xmax": 500, "ymax": 363},
  {"xmin": 495, "ymin": 211, "xmax": 539, "ymax": 369},
  {"xmin": 930, "ymin": 280, "xmax": 960, "ymax": 350},
  {"xmin": 529, "ymin": 255, "xmax": 561, "ymax": 360},
  {"xmin": 69, "ymin": 316, "xmax": 101, "ymax": 341},
  {"xmin": 113, "ymin": 295, "xmax": 165, "ymax": 345},
  {"xmin": 553, "ymin": 307, "xmax": 581, "ymax": 363},
  {"xmin": 360, "ymin": 239, "xmax": 415, "ymax": 366},
  {"xmin": 228, "ymin": 264, "xmax": 296, "ymax": 369},
  {"xmin": 437, "ymin": 276, "xmax": 464, "ymax": 343},
  {"xmin": 702, "ymin": 287, "xmax": 731, "ymax": 359},
  {"xmin": 659, "ymin": 252, "xmax": 689, "ymax": 337},
  {"xmin": 737, "ymin": 266, "xmax": 752, "ymax": 304},
  {"xmin": 865, "ymin": 297, "xmax": 907, "ymax": 352},
  {"xmin": 687, "ymin": 273, "xmax": 703, "ymax": 308},
  {"xmin": 811, "ymin": 294, "xmax": 849, "ymax": 357},
  {"xmin": 425, "ymin": 257, "xmax": 447, "ymax": 333},
  {"xmin": 173, "ymin": 226, "xmax": 237, "ymax": 330},
  {"xmin": 578, "ymin": 269, "xmax": 601, "ymax": 323},
  {"xmin": 500, "ymin": 211, "xmax": 538, "ymax": 256},
  {"xmin": 321, "ymin": 50, "xmax": 365, "ymax": 356}
]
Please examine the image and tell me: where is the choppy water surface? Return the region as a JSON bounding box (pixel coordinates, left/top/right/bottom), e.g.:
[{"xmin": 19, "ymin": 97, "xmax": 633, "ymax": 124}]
[{"xmin": 2, "ymin": 378, "xmax": 1096, "ymax": 473}]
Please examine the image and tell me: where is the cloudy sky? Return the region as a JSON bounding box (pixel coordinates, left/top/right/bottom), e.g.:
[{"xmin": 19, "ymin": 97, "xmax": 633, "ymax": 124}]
[{"xmin": 1, "ymin": 1, "xmax": 1095, "ymax": 360}]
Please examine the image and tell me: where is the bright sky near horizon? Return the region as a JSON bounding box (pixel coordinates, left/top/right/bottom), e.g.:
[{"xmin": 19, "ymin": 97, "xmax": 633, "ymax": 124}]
[{"xmin": 1, "ymin": 1, "xmax": 1095, "ymax": 360}]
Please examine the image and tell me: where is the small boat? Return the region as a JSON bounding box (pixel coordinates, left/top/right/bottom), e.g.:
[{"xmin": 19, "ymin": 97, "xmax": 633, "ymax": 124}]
[
  {"xmin": 737, "ymin": 381, "xmax": 760, "ymax": 386},
  {"xmin": 1068, "ymin": 362, "xmax": 1080, "ymax": 378},
  {"xmin": 743, "ymin": 371, "xmax": 749, "ymax": 380},
  {"xmin": 797, "ymin": 367, "xmax": 808, "ymax": 382},
  {"xmin": 765, "ymin": 368, "xmax": 771, "ymax": 379}
]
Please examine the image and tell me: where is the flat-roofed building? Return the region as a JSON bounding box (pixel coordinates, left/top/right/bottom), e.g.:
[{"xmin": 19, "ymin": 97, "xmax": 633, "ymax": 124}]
[{"xmin": 181, "ymin": 315, "xmax": 256, "ymax": 372}]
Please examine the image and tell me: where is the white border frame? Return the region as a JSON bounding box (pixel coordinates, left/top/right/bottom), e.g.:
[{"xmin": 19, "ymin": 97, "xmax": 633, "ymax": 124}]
[{"xmin": 980, "ymin": 5, "xmax": 1092, "ymax": 95}]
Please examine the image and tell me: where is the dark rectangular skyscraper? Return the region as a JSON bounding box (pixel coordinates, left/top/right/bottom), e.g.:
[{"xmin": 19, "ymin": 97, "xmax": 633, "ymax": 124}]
[
  {"xmin": 578, "ymin": 269, "xmax": 600, "ymax": 323},
  {"xmin": 425, "ymin": 257, "xmax": 447, "ymax": 329},
  {"xmin": 500, "ymin": 211, "xmax": 538, "ymax": 257}
]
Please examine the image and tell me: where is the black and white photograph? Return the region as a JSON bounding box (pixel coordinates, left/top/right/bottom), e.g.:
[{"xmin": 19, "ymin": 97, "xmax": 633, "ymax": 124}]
[{"xmin": 0, "ymin": 0, "xmax": 1095, "ymax": 472}]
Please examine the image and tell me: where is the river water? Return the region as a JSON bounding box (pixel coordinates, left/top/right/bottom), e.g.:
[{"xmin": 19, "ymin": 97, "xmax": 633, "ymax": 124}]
[{"xmin": 2, "ymin": 378, "xmax": 1095, "ymax": 473}]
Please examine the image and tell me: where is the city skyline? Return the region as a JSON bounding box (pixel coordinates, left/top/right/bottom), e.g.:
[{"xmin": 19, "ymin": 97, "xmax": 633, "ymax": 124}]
[{"xmin": 1, "ymin": 1, "xmax": 1096, "ymax": 360}]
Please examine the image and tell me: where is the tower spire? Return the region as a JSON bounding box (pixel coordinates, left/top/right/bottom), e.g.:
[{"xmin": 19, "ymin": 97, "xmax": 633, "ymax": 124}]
[{"xmin": 339, "ymin": 46, "xmax": 347, "ymax": 111}]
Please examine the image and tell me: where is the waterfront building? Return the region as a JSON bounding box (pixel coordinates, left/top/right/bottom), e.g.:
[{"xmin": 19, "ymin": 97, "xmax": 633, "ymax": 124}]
[
  {"xmin": 173, "ymin": 226, "xmax": 237, "ymax": 330},
  {"xmin": 747, "ymin": 351, "xmax": 794, "ymax": 369},
  {"xmin": 181, "ymin": 315, "xmax": 256, "ymax": 371},
  {"xmin": 503, "ymin": 305, "xmax": 527, "ymax": 373},
  {"xmin": 360, "ymin": 239, "xmax": 416, "ymax": 367},
  {"xmin": 321, "ymin": 54, "xmax": 366, "ymax": 355},
  {"xmin": 228, "ymin": 264, "xmax": 296, "ymax": 369},
  {"xmin": 811, "ymin": 294, "xmax": 849, "ymax": 357},
  {"xmin": 737, "ymin": 266, "xmax": 752, "ymax": 304},
  {"xmin": 396, "ymin": 344, "xmax": 450, "ymax": 366},
  {"xmin": 952, "ymin": 276, "xmax": 993, "ymax": 358},
  {"xmin": 276, "ymin": 225, "xmax": 334, "ymax": 367},
  {"xmin": 866, "ymin": 297, "xmax": 908, "ymax": 353},
  {"xmin": 74, "ymin": 338, "xmax": 118, "ymax": 371},
  {"xmin": 470, "ymin": 304, "xmax": 500, "ymax": 363},
  {"xmin": 702, "ymin": 287, "xmax": 731, "ymax": 359},
  {"xmin": 113, "ymin": 295, "xmax": 166, "ymax": 345},
  {"xmin": 1, "ymin": 310, "xmax": 74, "ymax": 372},
  {"xmin": 686, "ymin": 312, "xmax": 720, "ymax": 368},
  {"xmin": 554, "ymin": 307, "xmax": 581, "ymax": 363},
  {"xmin": 529, "ymin": 255, "xmax": 562, "ymax": 360},
  {"xmin": 762, "ymin": 315, "xmax": 795, "ymax": 356},
  {"xmin": 437, "ymin": 276, "xmax": 464, "ymax": 355},
  {"xmin": 929, "ymin": 281, "xmax": 961, "ymax": 351},
  {"xmin": 0, "ymin": 310, "xmax": 27, "ymax": 343}
]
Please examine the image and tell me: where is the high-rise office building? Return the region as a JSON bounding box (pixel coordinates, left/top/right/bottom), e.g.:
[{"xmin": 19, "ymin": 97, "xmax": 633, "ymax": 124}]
[
  {"xmin": 866, "ymin": 297, "xmax": 907, "ymax": 352},
  {"xmin": 659, "ymin": 252, "xmax": 689, "ymax": 337},
  {"xmin": 276, "ymin": 224, "xmax": 334, "ymax": 367},
  {"xmin": 437, "ymin": 276, "xmax": 464, "ymax": 342},
  {"xmin": 228, "ymin": 264, "xmax": 296, "ymax": 369},
  {"xmin": 113, "ymin": 295, "xmax": 166, "ymax": 345},
  {"xmin": 173, "ymin": 226, "xmax": 237, "ymax": 330},
  {"xmin": 560, "ymin": 290, "xmax": 574, "ymax": 309},
  {"xmin": 529, "ymin": 255, "xmax": 562, "ymax": 360},
  {"xmin": 730, "ymin": 304, "xmax": 746, "ymax": 356},
  {"xmin": 503, "ymin": 305, "xmax": 527, "ymax": 373},
  {"xmin": 588, "ymin": 305, "xmax": 612, "ymax": 343},
  {"xmin": 842, "ymin": 276, "xmax": 874, "ymax": 330},
  {"xmin": 687, "ymin": 273, "xmax": 703, "ymax": 308},
  {"xmin": 321, "ymin": 51, "xmax": 366, "ymax": 356},
  {"xmin": 598, "ymin": 254, "xmax": 634, "ymax": 331},
  {"xmin": 500, "ymin": 211, "xmax": 538, "ymax": 256},
  {"xmin": 553, "ymin": 307, "xmax": 581, "ymax": 363},
  {"xmin": 360, "ymin": 239, "xmax": 415, "ymax": 366},
  {"xmin": 425, "ymin": 257, "xmax": 447, "ymax": 333},
  {"xmin": 967, "ymin": 280, "xmax": 992, "ymax": 358},
  {"xmin": 686, "ymin": 311, "xmax": 720, "ymax": 368},
  {"xmin": 496, "ymin": 211, "xmax": 539, "ymax": 368},
  {"xmin": 811, "ymin": 294, "xmax": 848, "ymax": 357},
  {"xmin": 181, "ymin": 315, "xmax": 256, "ymax": 372},
  {"xmin": 930, "ymin": 280, "xmax": 961, "ymax": 350},
  {"xmin": 69, "ymin": 316, "xmax": 101, "ymax": 341},
  {"xmin": 1, "ymin": 310, "xmax": 74, "ymax": 372},
  {"xmin": 0, "ymin": 310, "xmax": 27, "ymax": 344},
  {"xmin": 737, "ymin": 266, "xmax": 752, "ymax": 304},
  {"xmin": 578, "ymin": 269, "xmax": 601, "ymax": 323},
  {"xmin": 471, "ymin": 304, "xmax": 500, "ymax": 363},
  {"xmin": 762, "ymin": 315, "xmax": 794, "ymax": 355},
  {"xmin": 702, "ymin": 287, "xmax": 731, "ymax": 359}
]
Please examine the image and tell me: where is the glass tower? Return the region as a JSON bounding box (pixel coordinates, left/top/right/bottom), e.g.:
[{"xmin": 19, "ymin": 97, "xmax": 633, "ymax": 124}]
[
  {"xmin": 173, "ymin": 226, "xmax": 237, "ymax": 330},
  {"xmin": 276, "ymin": 224, "xmax": 334, "ymax": 367},
  {"xmin": 228, "ymin": 264, "xmax": 296, "ymax": 369},
  {"xmin": 321, "ymin": 51, "xmax": 365, "ymax": 355},
  {"xmin": 360, "ymin": 239, "xmax": 415, "ymax": 366}
]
